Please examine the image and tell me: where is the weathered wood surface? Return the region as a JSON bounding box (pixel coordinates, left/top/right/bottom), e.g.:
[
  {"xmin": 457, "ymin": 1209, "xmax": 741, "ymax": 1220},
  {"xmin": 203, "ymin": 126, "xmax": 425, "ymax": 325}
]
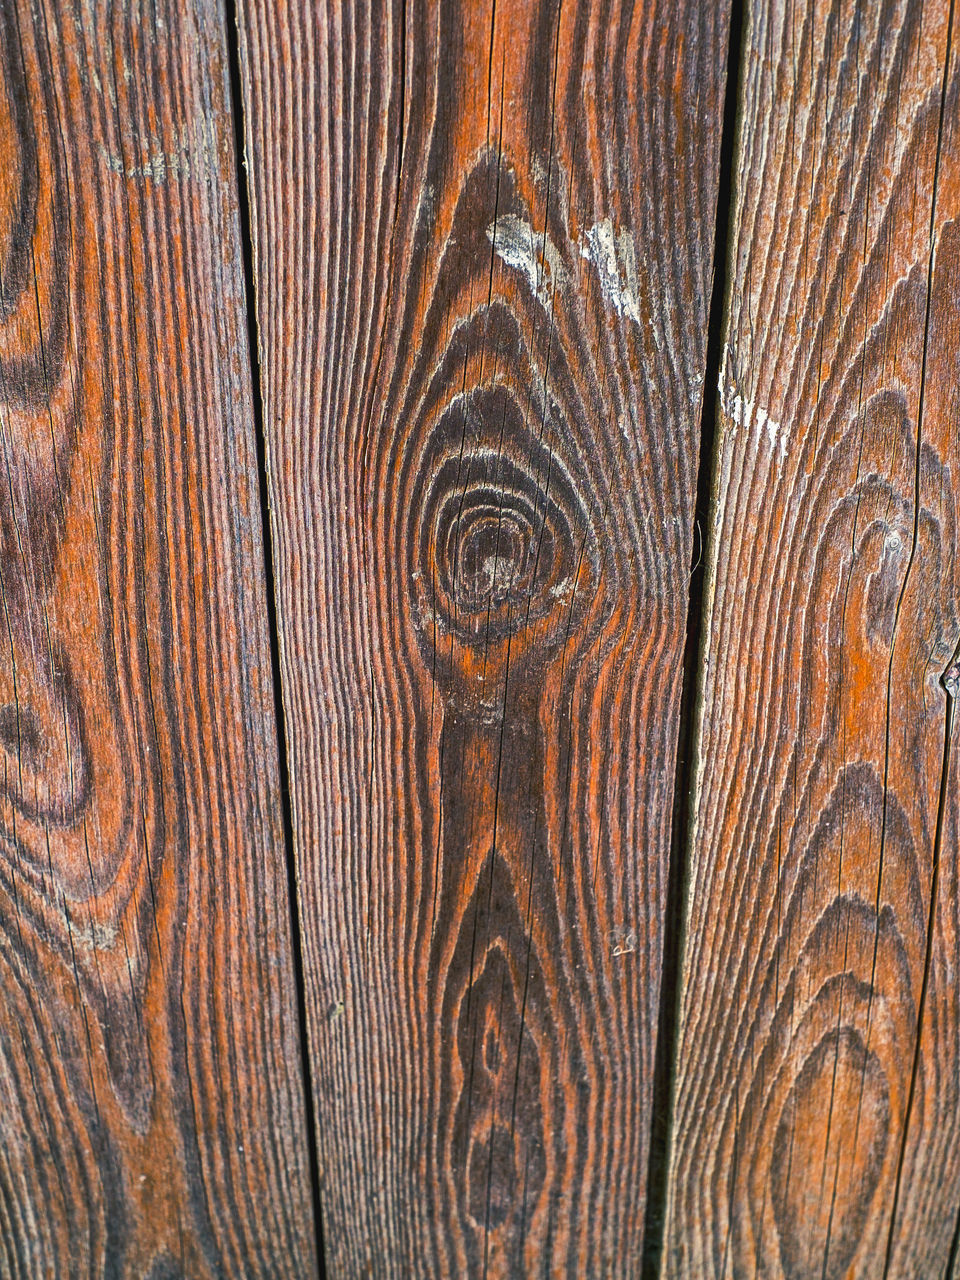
[
  {"xmin": 0, "ymin": 0, "xmax": 317, "ymax": 1274},
  {"xmin": 238, "ymin": 0, "xmax": 730, "ymax": 1272},
  {"xmin": 663, "ymin": 0, "xmax": 960, "ymax": 1275}
]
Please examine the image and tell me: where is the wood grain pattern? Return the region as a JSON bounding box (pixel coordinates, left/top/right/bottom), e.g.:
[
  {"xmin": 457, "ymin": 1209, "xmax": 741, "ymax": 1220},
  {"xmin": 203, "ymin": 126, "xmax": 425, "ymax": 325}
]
[
  {"xmin": 0, "ymin": 0, "xmax": 317, "ymax": 1273},
  {"xmin": 663, "ymin": 0, "xmax": 960, "ymax": 1275},
  {"xmin": 237, "ymin": 0, "xmax": 731, "ymax": 1272}
]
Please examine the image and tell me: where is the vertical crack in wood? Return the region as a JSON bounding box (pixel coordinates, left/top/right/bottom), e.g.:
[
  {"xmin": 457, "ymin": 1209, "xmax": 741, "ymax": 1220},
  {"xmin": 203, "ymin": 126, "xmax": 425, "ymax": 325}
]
[
  {"xmin": 879, "ymin": 13, "xmax": 959, "ymax": 1269},
  {"xmin": 221, "ymin": 0, "xmax": 326, "ymax": 1274},
  {"xmin": 949, "ymin": 1176, "xmax": 960, "ymax": 1280},
  {"xmin": 881, "ymin": 649, "xmax": 957, "ymax": 1276},
  {"xmin": 640, "ymin": 0, "xmax": 746, "ymax": 1273}
]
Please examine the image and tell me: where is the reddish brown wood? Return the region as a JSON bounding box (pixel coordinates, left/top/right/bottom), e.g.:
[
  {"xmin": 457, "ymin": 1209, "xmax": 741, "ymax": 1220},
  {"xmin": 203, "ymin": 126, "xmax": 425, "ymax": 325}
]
[
  {"xmin": 0, "ymin": 1, "xmax": 316, "ymax": 1273},
  {"xmin": 663, "ymin": 1, "xmax": 960, "ymax": 1275},
  {"xmin": 238, "ymin": 0, "xmax": 731, "ymax": 1273}
]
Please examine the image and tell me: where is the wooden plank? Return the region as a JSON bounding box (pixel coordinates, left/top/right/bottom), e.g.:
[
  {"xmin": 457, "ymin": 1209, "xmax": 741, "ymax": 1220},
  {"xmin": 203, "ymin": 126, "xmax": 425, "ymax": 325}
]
[
  {"xmin": 663, "ymin": 0, "xmax": 960, "ymax": 1275},
  {"xmin": 0, "ymin": 1, "xmax": 317, "ymax": 1274},
  {"xmin": 238, "ymin": 0, "xmax": 730, "ymax": 1272}
]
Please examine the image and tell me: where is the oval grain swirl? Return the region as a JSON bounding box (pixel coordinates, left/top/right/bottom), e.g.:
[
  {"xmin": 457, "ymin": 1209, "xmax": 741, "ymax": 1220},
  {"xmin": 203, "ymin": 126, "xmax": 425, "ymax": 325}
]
[{"xmin": 380, "ymin": 149, "xmax": 647, "ymax": 1274}]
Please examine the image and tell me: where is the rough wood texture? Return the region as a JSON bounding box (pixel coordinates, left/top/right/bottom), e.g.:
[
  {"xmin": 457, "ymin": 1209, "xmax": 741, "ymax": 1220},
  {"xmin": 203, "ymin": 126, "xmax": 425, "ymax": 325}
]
[
  {"xmin": 238, "ymin": 0, "xmax": 730, "ymax": 1272},
  {"xmin": 663, "ymin": 0, "xmax": 960, "ymax": 1275},
  {"xmin": 0, "ymin": 0, "xmax": 317, "ymax": 1274}
]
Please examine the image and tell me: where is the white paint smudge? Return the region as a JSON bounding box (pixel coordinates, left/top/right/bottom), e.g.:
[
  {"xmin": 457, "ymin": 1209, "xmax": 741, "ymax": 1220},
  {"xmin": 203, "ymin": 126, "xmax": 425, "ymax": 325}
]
[
  {"xmin": 579, "ymin": 218, "xmax": 644, "ymax": 329},
  {"xmin": 487, "ymin": 214, "xmax": 566, "ymax": 298},
  {"xmin": 96, "ymin": 114, "xmax": 218, "ymax": 183},
  {"xmin": 717, "ymin": 351, "xmax": 788, "ymax": 467},
  {"xmin": 73, "ymin": 921, "xmax": 118, "ymax": 952}
]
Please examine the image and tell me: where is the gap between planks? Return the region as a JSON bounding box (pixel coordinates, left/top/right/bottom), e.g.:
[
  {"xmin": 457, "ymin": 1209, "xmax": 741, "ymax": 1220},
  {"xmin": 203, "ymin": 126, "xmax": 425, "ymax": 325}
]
[
  {"xmin": 222, "ymin": 0, "xmax": 328, "ymax": 1273},
  {"xmin": 641, "ymin": 0, "xmax": 746, "ymax": 1274}
]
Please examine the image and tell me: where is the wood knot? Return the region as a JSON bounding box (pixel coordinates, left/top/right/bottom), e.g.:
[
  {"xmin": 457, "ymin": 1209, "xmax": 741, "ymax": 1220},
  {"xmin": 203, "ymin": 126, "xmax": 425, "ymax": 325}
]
[{"xmin": 411, "ymin": 385, "xmax": 598, "ymax": 655}]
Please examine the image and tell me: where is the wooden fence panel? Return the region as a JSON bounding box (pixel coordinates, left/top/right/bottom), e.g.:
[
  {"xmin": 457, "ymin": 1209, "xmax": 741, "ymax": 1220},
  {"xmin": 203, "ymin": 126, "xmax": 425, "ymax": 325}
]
[
  {"xmin": 0, "ymin": 1, "xmax": 316, "ymax": 1274},
  {"xmin": 237, "ymin": 0, "xmax": 730, "ymax": 1272},
  {"xmin": 663, "ymin": 1, "xmax": 960, "ymax": 1275}
]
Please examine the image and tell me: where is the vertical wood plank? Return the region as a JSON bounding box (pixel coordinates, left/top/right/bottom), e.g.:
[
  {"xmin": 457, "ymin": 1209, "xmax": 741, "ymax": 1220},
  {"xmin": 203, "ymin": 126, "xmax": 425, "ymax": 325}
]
[
  {"xmin": 238, "ymin": 0, "xmax": 730, "ymax": 1273},
  {"xmin": 664, "ymin": 0, "xmax": 960, "ymax": 1275},
  {"xmin": 0, "ymin": 0, "xmax": 317, "ymax": 1273}
]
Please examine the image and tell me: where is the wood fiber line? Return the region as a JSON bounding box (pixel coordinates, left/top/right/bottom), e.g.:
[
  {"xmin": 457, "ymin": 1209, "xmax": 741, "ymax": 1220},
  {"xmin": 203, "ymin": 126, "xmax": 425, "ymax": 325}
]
[
  {"xmin": 663, "ymin": 0, "xmax": 960, "ymax": 1275},
  {"xmin": 237, "ymin": 0, "xmax": 731, "ymax": 1273},
  {"xmin": 0, "ymin": 1, "xmax": 317, "ymax": 1274}
]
